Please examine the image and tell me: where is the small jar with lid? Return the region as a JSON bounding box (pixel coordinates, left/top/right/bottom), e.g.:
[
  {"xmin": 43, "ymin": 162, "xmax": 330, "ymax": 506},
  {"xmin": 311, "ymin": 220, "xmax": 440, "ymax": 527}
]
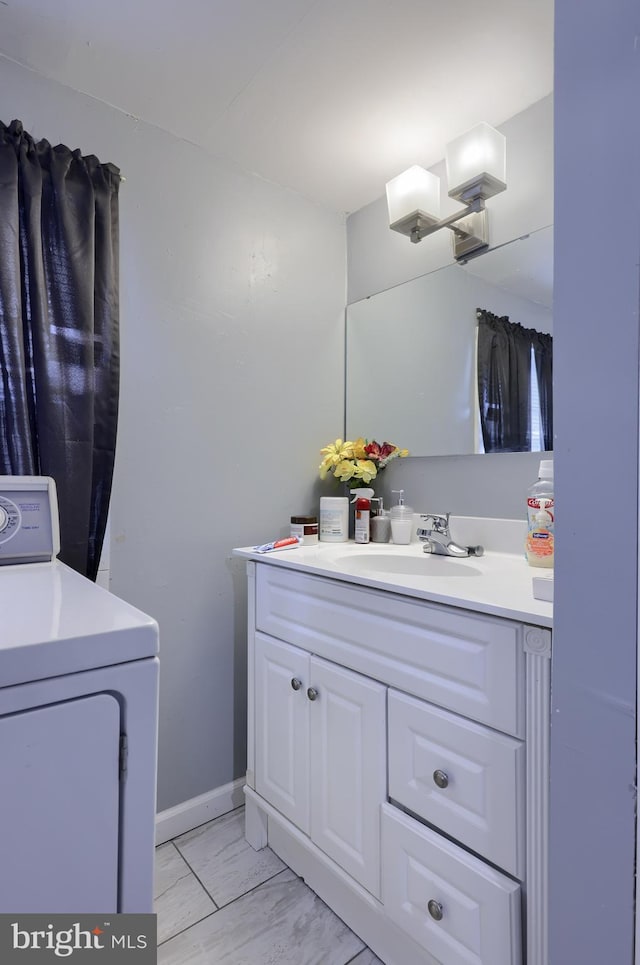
[{"xmin": 290, "ymin": 515, "xmax": 319, "ymax": 545}]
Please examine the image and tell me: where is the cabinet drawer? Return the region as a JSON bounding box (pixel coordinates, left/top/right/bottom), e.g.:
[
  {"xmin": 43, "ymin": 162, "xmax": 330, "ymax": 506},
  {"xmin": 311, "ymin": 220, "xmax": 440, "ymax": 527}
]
[
  {"xmin": 388, "ymin": 690, "xmax": 525, "ymax": 879},
  {"xmin": 256, "ymin": 564, "xmax": 524, "ymax": 736},
  {"xmin": 382, "ymin": 804, "xmax": 522, "ymax": 965}
]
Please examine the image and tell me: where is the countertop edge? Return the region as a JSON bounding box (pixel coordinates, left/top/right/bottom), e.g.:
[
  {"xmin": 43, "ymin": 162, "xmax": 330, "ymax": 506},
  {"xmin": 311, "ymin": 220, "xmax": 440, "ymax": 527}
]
[{"xmin": 232, "ymin": 544, "xmax": 553, "ymax": 629}]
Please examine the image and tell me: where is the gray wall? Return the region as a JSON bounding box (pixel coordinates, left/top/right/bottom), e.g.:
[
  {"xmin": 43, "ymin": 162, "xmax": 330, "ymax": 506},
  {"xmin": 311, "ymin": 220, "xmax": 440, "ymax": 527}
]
[
  {"xmin": 0, "ymin": 56, "xmax": 346, "ymax": 812},
  {"xmin": 346, "ymin": 94, "xmax": 553, "ymax": 520},
  {"xmin": 376, "ymin": 450, "xmax": 549, "ymax": 521},
  {"xmin": 550, "ymin": 1, "xmax": 638, "ymax": 961}
]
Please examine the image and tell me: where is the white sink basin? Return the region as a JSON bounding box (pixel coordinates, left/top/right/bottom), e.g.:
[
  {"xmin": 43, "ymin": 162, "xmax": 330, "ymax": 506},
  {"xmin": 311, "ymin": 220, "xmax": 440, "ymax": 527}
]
[{"xmin": 332, "ymin": 551, "xmax": 482, "ymax": 578}]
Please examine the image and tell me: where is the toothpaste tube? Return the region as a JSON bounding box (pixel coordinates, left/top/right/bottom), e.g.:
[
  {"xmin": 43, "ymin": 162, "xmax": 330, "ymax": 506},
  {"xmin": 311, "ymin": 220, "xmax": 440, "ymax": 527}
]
[{"xmin": 253, "ymin": 536, "xmax": 302, "ymax": 554}]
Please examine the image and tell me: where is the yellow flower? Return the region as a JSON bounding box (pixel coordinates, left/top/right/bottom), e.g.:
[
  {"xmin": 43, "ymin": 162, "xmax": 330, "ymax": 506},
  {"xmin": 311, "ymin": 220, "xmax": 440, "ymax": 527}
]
[
  {"xmin": 319, "ymin": 436, "xmax": 407, "ymax": 484},
  {"xmin": 319, "ymin": 438, "xmax": 354, "ymax": 465},
  {"xmin": 352, "ymin": 437, "xmax": 368, "ymax": 459},
  {"xmin": 353, "ymin": 459, "xmax": 378, "ymax": 483},
  {"xmin": 334, "ymin": 459, "xmax": 357, "ymax": 482},
  {"xmin": 319, "ymin": 439, "xmax": 354, "ymax": 478}
]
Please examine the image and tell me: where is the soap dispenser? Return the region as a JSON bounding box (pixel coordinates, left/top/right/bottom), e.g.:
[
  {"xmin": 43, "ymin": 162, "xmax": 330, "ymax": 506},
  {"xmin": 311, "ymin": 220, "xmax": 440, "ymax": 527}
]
[
  {"xmin": 390, "ymin": 490, "xmax": 414, "ymax": 545},
  {"xmin": 370, "ymin": 497, "xmax": 391, "ymax": 543}
]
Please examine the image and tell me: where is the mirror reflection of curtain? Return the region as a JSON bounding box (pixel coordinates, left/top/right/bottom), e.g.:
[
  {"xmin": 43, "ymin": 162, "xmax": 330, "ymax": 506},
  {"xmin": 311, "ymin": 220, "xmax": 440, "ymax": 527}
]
[
  {"xmin": 476, "ymin": 308, "xmax": 553, "ymax": 453},
  {"xmin": 533, "ymin": 330, "xmax": 553, "ymax": 450},
  {"xmin": 0, "ymin": 119, "xmax": 120, "ymax": 580}
]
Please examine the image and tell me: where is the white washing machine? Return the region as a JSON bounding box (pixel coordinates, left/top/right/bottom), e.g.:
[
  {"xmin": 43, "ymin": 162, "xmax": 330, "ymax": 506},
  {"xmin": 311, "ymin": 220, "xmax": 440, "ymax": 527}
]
[{"xmin": 0, "ymin": 476, "xmax": 159, "ymax": 914}]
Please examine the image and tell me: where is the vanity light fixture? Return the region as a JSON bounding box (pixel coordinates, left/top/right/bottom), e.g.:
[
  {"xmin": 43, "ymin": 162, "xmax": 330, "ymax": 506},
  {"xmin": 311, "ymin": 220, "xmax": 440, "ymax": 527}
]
[{"xmin": 385, "ymin": 122, "xmax": 506, "ymax": 260}]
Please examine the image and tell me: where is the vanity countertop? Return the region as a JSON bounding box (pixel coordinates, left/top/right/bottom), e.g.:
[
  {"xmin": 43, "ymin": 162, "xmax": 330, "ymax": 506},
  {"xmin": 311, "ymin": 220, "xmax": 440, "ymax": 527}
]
[{"xmin": 233, "ymin": 540, "xmax": 553, "ymax": 629}]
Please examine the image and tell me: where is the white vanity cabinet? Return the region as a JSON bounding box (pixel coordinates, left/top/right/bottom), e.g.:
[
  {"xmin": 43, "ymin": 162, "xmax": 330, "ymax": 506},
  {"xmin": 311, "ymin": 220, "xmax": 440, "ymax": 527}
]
[{"xmin": 243, "ymin": 558, "xmax": 551, "ymax": 965}]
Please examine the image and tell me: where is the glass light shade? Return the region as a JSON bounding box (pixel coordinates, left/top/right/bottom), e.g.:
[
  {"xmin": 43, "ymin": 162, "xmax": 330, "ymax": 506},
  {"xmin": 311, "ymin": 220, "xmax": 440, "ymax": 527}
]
[
  {"xmin": 386, "ymin": 165, "xmax": 440, "ymax": 229},
  {"xmin": 445, "ymin": 122, "xmax": 506, "ymax": 203}
]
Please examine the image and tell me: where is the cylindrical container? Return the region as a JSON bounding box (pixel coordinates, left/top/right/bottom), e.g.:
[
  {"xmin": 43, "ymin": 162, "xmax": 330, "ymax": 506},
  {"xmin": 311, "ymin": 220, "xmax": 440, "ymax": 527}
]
[
  {"xmin": 526, "ymin": 459, "xmax": 554, "ymax": 567},
  {"xmin": 371, "ymin": 511, "xmax": 391, "ymax": 543},
  {"xmin": 390, "ymin": 490, "xmax": 414, "ymax": 545},
  {"xmin": 319, "ymin": 496, "xmax": 349, "ymax": 543},
  {"xmin": 390, "ymin": 513, "xmax": 414, "ymax": 544},
  {"xmin": 354, "ymin": 495, "xmax": 371, "ymax": 544},
  {"xmin": 290, "ymin": 515, "xmax": 318, "ymax": 545}
]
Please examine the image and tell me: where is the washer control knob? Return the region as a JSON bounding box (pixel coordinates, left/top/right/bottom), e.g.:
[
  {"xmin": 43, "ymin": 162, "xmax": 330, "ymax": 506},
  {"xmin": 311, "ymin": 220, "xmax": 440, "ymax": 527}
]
[{"xmin": 0, "ymin": 506, "xmax": 7, "ymax": 532}]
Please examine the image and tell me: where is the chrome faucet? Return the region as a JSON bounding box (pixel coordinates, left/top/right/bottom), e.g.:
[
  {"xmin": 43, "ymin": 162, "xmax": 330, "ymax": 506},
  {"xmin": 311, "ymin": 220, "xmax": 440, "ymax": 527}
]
[{"xmin": 417, "ymin": 513, "xmax": 484, "ymax": 558}]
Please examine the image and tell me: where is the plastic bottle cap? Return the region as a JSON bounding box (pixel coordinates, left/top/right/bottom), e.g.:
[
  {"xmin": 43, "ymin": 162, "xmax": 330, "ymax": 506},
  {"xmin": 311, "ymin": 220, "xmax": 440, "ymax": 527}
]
[{"xmin": 539, "ymin": 460, "xmax": 553, "ymax": 479}]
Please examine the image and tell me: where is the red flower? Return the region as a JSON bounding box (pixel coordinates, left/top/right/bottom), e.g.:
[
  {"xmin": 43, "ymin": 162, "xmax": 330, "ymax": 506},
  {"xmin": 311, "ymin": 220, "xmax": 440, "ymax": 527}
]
[
  {"xmin": 364, "ymin": 441, "xmax": 381, "ymax": 460},
  {"xmin": 365, "ymin": 440, "xmax": 399, "ymax": 462},
  {"xmin": 379, "ymin": 442, "xmax": 397, "ymax": 460}
]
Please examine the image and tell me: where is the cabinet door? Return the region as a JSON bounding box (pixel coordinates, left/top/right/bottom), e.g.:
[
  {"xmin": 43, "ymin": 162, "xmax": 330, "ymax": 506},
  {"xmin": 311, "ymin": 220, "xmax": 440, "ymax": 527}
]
[
  {"xmin": 255, "ymin": 632, "xmax": 310, "ymax": 832},
  {"xmin": 309, "ymin": 656, "xmax": 386, "ymax": 899},
  {"xmin": 0, "ymin": 694, "xmax": 121, "ymax": 913}
]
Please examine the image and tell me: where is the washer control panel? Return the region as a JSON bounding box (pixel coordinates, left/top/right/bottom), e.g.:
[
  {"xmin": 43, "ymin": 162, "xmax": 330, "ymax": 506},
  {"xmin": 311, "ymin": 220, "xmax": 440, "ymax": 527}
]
[{"xmin": 0, "ymin": 477, "xmax": 60, "ymax": 565}]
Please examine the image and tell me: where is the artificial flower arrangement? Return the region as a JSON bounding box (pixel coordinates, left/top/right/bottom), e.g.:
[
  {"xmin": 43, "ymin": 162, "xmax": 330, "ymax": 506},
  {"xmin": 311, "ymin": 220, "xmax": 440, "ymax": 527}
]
[{"xmin": 319, "ymin": 437, "xmax": 409, "ymax": 486}]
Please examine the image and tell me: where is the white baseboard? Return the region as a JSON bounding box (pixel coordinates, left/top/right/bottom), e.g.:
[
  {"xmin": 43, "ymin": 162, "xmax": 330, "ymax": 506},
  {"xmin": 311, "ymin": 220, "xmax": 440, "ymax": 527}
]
[{"xmin": 155, "ymin": 778, "xmax": 245, "ymax": 845}]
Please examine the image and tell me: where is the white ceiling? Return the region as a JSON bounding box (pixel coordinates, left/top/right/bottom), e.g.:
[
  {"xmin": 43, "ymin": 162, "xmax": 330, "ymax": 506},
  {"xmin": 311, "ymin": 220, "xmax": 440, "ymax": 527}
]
[{"xmin": 0, "ymin": 0, "xmax": 553, "ymax": 215}]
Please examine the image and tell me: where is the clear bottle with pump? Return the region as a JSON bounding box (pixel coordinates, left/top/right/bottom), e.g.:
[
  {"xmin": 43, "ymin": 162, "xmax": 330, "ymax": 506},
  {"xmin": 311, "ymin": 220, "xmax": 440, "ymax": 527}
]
[
  {"xmin": 390, "ymin": 490, "xmax": 414, "ymax": 545},
  {"xmin": 351, "ymin": 488, "xmax": 374, "ymax": 544},
  {"xmin": 526, "ymin": 460, "xmax": 554, "ymax": 567}
]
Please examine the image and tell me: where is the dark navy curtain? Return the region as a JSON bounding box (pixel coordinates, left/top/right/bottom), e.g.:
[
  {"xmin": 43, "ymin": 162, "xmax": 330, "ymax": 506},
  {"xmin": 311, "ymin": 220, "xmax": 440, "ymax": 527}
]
[
  {"xmin": 533, "ymin": 328, "xmax": 553, "ymax": 451},
  {"xmin": 477, "ymin": 308, "xmax": 553, "ymax": 453},
  {"xmin": 0, "ymin": 119, "xmax": 120, "ymax": 580}
]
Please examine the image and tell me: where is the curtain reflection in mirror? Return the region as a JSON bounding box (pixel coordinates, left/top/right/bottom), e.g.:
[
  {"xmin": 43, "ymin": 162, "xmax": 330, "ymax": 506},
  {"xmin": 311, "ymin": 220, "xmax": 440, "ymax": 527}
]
[{"xmin": 477, "ymin": 308, "xmax": 552, "ymax": 453}]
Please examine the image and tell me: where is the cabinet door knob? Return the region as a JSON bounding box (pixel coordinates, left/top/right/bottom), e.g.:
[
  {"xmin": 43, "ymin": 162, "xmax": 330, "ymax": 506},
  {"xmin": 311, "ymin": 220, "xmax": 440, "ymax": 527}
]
[
  {"xmin": 428, "ymin": 899, "xmax": 444, "ymax": 921},
  {"xmin": 291, "ymin": 678, "xmax": 302, "ymax": 691},
  {"xmin": 307, "ymin": 687, "xmax": 319, "ymax": 701},
  {"xmin": 433, "ymin": 769, "xmax": 449, "ymax": 789}
]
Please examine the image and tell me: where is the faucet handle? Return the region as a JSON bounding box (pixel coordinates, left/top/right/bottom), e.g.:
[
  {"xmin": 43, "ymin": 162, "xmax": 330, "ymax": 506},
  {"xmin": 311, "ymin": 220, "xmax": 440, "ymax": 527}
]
[{"xmin": 419, "ymin": 513, "xmax": 450, "ymax": 533}]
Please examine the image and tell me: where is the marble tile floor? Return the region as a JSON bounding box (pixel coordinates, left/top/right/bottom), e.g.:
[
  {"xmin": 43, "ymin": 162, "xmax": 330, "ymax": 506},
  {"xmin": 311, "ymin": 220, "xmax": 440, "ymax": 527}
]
[{"xmin": 155, "ymin": 805, "xmax": 385, "ymax": 965}]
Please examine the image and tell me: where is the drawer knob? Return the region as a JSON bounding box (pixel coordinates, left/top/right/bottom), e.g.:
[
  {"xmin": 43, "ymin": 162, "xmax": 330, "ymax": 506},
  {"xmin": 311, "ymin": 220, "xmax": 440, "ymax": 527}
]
[
  {"xmin": 428, "ymin": 899, "xmax": 444, "ymax": 921},
  {"xmin": 307, "ymin": 687, "xmax": 319, "ymax": 701},
  {"xmin": 433, "ymin": 769, "xmax": 449, "ymax": 789},
  {"xmin": 291, "ymin": 678, "xmax": 302, "ymax": 691}
]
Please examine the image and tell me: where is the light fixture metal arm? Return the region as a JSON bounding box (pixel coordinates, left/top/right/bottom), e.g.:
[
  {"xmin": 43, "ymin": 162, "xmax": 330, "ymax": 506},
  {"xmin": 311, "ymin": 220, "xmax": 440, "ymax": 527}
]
[{"xmin": 409, "ymin": 197, "xmax": 485, "ymax": 244}]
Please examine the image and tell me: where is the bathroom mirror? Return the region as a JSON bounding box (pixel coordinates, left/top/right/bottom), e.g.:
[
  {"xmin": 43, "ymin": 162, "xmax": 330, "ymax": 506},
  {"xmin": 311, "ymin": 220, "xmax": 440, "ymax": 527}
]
[{"xmin": 345, "ymin": 225, "xmax": 553, "ymax": 457}]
